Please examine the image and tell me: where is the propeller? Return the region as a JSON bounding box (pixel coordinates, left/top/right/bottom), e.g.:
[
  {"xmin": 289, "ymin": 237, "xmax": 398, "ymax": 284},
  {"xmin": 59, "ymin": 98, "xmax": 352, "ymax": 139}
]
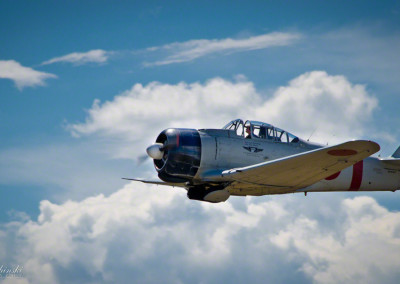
[
  {"xmin": 145, "ymin": 129, "xmax": 179, "ymax": 171},
  {"xmin": 136, "ymin": 154, "xmax": 150, "ymax": 165},
  {"xmin": 146, "ymin": 139, "xmax": 177, "ymax": 161},
  {"xmin": 138, "ymin": 142, "xmax": 169, "ymax": 164},
  {"xmin": 146, "ymin": 143, "xmax": 165, "ymax": 160}
]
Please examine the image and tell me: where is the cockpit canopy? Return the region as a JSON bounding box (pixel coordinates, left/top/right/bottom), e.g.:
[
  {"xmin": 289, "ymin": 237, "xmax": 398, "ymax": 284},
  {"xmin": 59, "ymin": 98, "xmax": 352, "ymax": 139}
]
[{"xmin": 223, "ymin": 119, "xmax": 299, "ymax": 143}]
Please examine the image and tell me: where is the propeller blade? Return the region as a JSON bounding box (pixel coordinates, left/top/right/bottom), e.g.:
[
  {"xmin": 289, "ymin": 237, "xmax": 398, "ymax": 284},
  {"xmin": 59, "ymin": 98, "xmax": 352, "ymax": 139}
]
[{"xmin": 137, "ymin": 154, "xmax": 149, "ymax": 165}]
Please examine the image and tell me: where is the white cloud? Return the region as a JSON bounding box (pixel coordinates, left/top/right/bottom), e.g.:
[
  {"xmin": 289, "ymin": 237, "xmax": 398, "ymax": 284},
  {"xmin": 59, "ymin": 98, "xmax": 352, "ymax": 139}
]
[
  {"xmin": 254, "ymin": 71, "xmax": 378, "ymax": 144},
  {"xmin": 68, "ymin": 76, "xmax": 261, "ymax": 159},
  {"xmin": 0, "ymin": 60, "xmax": 57, "ymax": 90},
  {"xmin": 1, "ymin": 183, "xmax": 399, "ymax": 284},
  {"xmin": 270, "ymin": 196, "xmax": 400, "ymax": 284},
  {"xmin": 145, "ymin": 32, "xmax": 301, "ymax": 66},
  {"xmin": 41, "ymin": 49, "xmax": 110, "ymax": 66},
  {"xmin": 69, "ymin": 71, "xmax": 378, "ymax": 160}
]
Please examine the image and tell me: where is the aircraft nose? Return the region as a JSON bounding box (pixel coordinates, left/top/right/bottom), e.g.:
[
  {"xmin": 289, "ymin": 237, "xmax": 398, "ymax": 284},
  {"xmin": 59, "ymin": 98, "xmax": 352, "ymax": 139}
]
[{"xmin": 146, "ymin": 143, "xmax": 164, "ymax": 160}]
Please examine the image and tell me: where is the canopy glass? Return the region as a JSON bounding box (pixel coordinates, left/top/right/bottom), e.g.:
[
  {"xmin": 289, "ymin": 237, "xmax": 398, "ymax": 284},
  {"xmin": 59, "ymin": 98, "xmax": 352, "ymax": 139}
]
[{"xmin": 223, "ymin": 119, "xmax": 299, "ymax": 143}]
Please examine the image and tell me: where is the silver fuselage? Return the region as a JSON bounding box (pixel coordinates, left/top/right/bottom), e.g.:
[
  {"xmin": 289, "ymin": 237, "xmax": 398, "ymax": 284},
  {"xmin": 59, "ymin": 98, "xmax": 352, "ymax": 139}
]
[{"xmin": 194, "ymin": 129, "xmax": 400, "ymax": 195}]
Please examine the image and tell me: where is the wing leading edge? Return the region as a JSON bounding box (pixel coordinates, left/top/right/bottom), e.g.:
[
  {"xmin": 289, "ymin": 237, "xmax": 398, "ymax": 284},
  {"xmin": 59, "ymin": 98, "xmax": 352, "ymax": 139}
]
[
  {"xmin": 222, "ymin": 140, "xmax": 380, "ymax": 194},
  {"xmin": 122, "ymin": 178, "xmax": 186, "ymax": 188}
]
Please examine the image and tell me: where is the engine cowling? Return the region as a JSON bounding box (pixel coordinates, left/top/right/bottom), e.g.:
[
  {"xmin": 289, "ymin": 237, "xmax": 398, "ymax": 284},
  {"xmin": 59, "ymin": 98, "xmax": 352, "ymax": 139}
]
[{"xmin": 151, "ymin": 128, "xmax": 201, "ymax": 183}]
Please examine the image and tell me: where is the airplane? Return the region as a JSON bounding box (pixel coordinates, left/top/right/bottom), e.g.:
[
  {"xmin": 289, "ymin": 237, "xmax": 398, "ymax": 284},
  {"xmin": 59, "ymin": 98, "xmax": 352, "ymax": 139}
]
[{"xmin": 124, "ymin": 119, "xmax": 400, "ymax": 203}]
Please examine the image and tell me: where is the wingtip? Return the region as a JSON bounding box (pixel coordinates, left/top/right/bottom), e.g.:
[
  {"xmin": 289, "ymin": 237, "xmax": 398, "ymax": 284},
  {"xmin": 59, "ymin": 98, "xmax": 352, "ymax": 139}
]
[
  {"xmin": 328, "ymin": 140, "xmax": 380, "ymax": 157},
  {"xmin": 366, "ymin": 140, "xmax": 381, "ymax": 153}
]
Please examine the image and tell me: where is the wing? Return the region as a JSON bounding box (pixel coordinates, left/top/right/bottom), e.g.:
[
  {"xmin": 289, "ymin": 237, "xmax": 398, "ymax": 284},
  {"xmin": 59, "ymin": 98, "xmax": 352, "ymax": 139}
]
[
  {"xmin": 122, "ymin": 178, "xmax": 186, "ymax": 188},
  {"xmin": 222, "ymin": 140, "xmax": 380, "ymax": 195}
]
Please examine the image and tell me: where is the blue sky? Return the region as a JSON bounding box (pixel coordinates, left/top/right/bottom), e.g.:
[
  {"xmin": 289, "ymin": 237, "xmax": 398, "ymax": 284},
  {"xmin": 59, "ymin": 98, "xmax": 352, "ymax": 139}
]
[{"xmin": 1, "ymin": 1, "xmax": 400, "ymax": 283}]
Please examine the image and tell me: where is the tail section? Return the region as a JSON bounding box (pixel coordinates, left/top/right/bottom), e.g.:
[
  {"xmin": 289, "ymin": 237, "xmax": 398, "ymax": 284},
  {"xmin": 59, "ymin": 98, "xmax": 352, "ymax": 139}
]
[
  {"xmin": 380, "ymin": 146, "xmax": 400, "ymax": 167},
  {"xmin": 392, "ymin": 146, "xmax": 400, "ymax": 158}
]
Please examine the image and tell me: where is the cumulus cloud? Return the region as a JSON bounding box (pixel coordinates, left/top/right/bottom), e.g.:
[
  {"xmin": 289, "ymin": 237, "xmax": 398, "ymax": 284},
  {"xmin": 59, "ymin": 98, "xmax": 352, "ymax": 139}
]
[
  {"xmin": 254, "ymin": 71, "xmax": 378, "ymax": 143},
  {"xmin": 0, "ymin": 60, "xmax": 57, "ymax": 90},
  {"xmin": 271, "ymin": 196, "xmax": 400, "ymax": 283},
  {"xmin": 1, "ymin": 183, "xmax": 399, "ymax": 284},
  {"xmin": 0, "ymin": 73, "xmax": 394, "ymax": 284},
  {"xmin": 68, "ymin": 76, "xmax": 261, "ymax": 159},
  {"xmin": 69, "ymin": 71, "xmax": 378, "ymax": 160},
  {"xmin": 41, "ymin": 50, "xmax": 110, "ymax": 66},
  {"xmin": 145, "ymin": 32, "xmax": 301, "ymax": 66}
]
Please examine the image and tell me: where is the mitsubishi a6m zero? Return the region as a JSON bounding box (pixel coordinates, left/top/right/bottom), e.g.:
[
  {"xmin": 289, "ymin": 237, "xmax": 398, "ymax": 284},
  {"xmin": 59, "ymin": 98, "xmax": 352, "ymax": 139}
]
[{"xmin": 124, "ymin": 119, "xmax": 400, "ymax": 203}]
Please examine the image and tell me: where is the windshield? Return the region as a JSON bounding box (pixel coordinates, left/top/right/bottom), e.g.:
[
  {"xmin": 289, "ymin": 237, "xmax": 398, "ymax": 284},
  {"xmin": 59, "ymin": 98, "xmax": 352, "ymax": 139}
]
[{"xmin": 223, "ymin": 119, "xmax": 242, "ymax": 130}]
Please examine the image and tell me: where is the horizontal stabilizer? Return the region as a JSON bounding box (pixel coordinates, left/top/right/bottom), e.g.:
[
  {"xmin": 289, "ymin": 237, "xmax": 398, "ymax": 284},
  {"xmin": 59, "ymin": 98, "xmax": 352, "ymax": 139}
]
[
  {"xmin": 380, "ymin": 158, "xmax": 400, "ymax": 167},
  {"xmin": 122, "ymin": 178, "xmax": 186, "ymax": 187}
]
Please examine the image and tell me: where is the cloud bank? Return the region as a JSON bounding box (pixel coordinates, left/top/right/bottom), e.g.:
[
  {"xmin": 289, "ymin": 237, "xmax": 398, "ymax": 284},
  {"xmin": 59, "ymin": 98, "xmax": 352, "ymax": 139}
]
[
  {"xmin": 0, "ymin": 60, "xmax": 57, "ymax": 90},
  {"xmin": 41, "ymin": 50, "xmax": 110, "ymax": 66},
  {"xmin": 69, "ymin": 71, "xmax": 378, "ymax": 159},
  {"xmin": 1, "ymin": 183, "xmax": 399, "ymax": 284},
  {"xmin": 145, "ymin": 32, "xmax": 301, "ymax": 66},
  {"xmin": 1, "ymin": 72, "xmax": 396, "ymax": 284}
]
